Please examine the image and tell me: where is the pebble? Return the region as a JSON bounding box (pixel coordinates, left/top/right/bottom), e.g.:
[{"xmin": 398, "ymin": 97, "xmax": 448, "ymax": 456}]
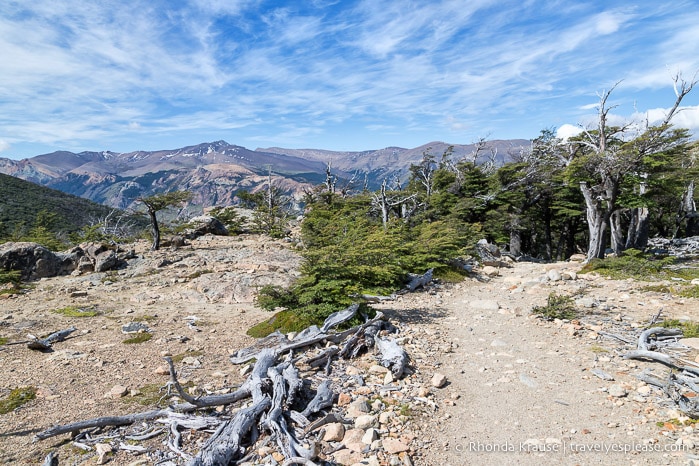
[
  {"xmin": 383, "ymin": 438, "xmax": 410, "ymax": 454},
  {"xmin": 431, "ymin": 373, "xmax": 447, "ymax": 388},
  {"xmin": 608, "ymin": 385, "xmax": 628, "ymax": 398},
  {"xmin": 355, "ymin": 414, "xmax": 377, "ymax": 430},
  {"xmin": 324, "ymin": 423, "xmax": 345, "ymax": 442}
]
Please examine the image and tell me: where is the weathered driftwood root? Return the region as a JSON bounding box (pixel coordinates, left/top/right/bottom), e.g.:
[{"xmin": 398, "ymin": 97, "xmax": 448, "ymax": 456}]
[
  {"xmin": 301, "ymin": 380, "xmax": 334, "ymax": 418},
  {"xmin": 623, "ymin": 350, "xmax": 699, "ymax": 376},
  {"xmin": 637, "ymin": 327, "xmax": 683, "ymax": 351},
  {"xmin": 187, "ymin": 396, "xmax": 273, "ymax": 466},
  {"xmin": 34, "ymin": 409, "xmax": 170, "ymax": 441},
  {"xmin": 376, "ymin": 337, "xmax": 409, "ymax": 378},
  {"xmin": 27, "ymin": 326, "xmax": 78, "ymax": 351},
  {"xmin": 405, "ymin": 268, "xmax": 433, "ymax": 291},
  {"xmin": 35, "ymin": 305, "xmax": 408, "ymax": 464},
  {"xmin": 42, "ymin": 451, "xmax": 58, "ymax": 466}
]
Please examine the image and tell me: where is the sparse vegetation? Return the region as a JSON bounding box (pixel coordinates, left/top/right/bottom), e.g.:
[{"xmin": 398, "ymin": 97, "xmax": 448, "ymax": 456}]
[
  {"xmin": 171, "ymin": 350, "xmax": 204, "ymax": 363},
  {"xmin": 0, "ymin": 337, "xmax": 8, "ymax": 346},
  {"xmin": 52, "ymin": 305, "xmax": 99, "ymax": 318},
  {"xmin": 187, "ymin": 269, "xmax": 214, "ymax": 280},
  {"xmin": 132, "ymin": 314, "xmax": 157, "ymax": 322},
  {"xmin": 247, "ymin": 310, "xmax": 316, "ymax": 338},
  {"xmin": 531, "ymin": 293, "xmax": 578, "ymax": 321},
  {"xmin": 122, "ymin": 333, "xmax": 152, "ymax": 344},
  {"xmin": 121, "ymin": 382, "xmax": 190, "ymax": 407},
  {"xmin": 0, "ymin": 387, "xmax": 36, "ymax": 414},
  {"xmin": 658, "ymin": 319, "xmax": 699, "ymax": 338},
  {"xmin": 590, "ymin": 345, "xmax": 609, "ymax": 353},
  {"xmin": 581, "ymin": 249, "xmax": 676, "ymax": 280}
]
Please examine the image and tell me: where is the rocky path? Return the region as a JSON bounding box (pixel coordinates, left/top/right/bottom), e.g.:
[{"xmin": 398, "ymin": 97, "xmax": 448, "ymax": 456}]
[{"xmin": 418, "ymin": 264, "xmax": 699, "ymax": 466}]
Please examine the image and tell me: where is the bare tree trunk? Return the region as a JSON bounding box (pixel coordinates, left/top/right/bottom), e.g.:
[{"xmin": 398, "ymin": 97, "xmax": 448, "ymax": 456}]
[
  {"xmin": 610, "ymin": 210, "xmax": 625, "ymax": 255},
  {"xmin": 509, "ymin": 228, "xmax": 522, "ymax": 257},
  {"xmin": 677, "ymin": 180, "xmax": 699, "ymax": 237},
  {"xmin": 148, "ymin": 209, "xmax": 160, "ymax": 251},
  {"xmin": 580, "ymin": 182, "xmax": 608, "ymax": 260}
]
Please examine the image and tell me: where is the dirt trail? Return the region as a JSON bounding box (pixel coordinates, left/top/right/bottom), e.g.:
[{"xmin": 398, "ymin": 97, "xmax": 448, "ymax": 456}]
[{"xmin": 419, "ymin": 263, "xmax": 697, "ymax": 466}]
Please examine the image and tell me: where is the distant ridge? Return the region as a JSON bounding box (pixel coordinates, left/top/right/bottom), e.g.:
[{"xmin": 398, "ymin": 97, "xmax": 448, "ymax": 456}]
[
  {"xmin": 0, "ymin": 139, "xmax": 530, "ymax": 211},
  {"xmin": 0, "ymin": 172, "xmax": 123, "ymax": 234}
]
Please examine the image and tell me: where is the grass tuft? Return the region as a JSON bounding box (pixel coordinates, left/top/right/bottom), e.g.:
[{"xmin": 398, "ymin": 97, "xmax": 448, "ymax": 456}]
[
  {"xmin": 122, "ymin": 333, "xmax": 152, "ymax": 344},
  {"xmin": 531, "ymin": 293, "xmax": 578, "ymax": 321},
  {"xmin": 52, "ymin": 306, "xmax": 99, "ymax": 318},
  {"xmin": 0, "ymin": 387, "xmax": 36, "ymax": 414}
]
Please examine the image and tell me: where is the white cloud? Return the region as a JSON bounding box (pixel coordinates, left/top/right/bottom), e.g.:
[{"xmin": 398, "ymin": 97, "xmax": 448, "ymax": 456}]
[
  {"xmin": 556, "ymin": 124, "xmax": 583, "ymax": 140},
  {"xmin": 0, "ymin": 139, "xmax": 10, "ymax": 152}
]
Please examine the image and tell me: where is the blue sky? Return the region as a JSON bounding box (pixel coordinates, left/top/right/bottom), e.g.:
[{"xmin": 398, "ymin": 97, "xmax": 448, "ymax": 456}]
[{"xmin": 1, "ymin": 0, "xmax": 699, "ymax": 159}]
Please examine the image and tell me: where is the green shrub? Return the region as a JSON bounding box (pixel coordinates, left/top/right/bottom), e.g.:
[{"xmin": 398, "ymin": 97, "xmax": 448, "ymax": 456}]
[
  {"xmin": 581, "ymin": 249, "xmax": 677, "ymax": 280},
  {"xmin": 532, "ymin": 293, "xmax": 578, "ymax": 320},
  {"xmin": 0, "ymin": 270, "xmax": 21, "ymax": 285},
  {"xmin": 659, "ymin": 319, "xmax": 699, "ymax": 338}
]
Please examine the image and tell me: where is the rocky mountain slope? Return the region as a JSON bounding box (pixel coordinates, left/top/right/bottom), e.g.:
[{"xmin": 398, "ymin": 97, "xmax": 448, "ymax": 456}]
[
  {"xmin": 2, "ymin": 235, "xmax": 699, "ymax": 465},
  {"xmin": 0, "ymin": 139, "xmax": 529, "ymax": 211}
]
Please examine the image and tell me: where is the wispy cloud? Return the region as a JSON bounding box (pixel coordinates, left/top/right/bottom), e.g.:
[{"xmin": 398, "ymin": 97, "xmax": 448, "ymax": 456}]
[{"xmin": 1, "ymin": 0, "xmax": 698, "ymax": 157}]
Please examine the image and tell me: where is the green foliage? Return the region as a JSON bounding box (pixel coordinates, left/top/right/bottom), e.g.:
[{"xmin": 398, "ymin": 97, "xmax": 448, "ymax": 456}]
[
  {"xmin": 52, "ymin": 306, "xmax": 99, "ymax": 317},
  {"xmin": 0, "ymin": 270, "xmax": 21, "ymax": 285},
  {"xmin": 531, "ymin": 293, "xmax": 578, "ymax": 320},
  {"xmin": 122, "ymin": 333, "xmax": 152, "ymax": 344},
  {"xmin": 247, "ymin": 310, "xmax": 316, "ymax": 338},
  {"xmin": 659, "ymin": 319, "xmax": 699, "ymax": 338},
  {"xmin": 0, "ymin": 387, "xmax": 36, "ymax": 414},
  {"xmin": 0, "ymin": 337, "xmax": 8, "ymax": 346},
  {"xmin": 581, "ymin": 249, "xmax": 676, "ymax": 280},
  {"xmin": 0, "ymin": 173, "xmax": 122, "ymax": 242},
  {"xmin": 208, "ymin": 206, "xmax": 245, "ymax": 234}
]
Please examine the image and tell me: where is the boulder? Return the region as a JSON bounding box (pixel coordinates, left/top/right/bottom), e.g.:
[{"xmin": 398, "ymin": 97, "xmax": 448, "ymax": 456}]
[
  {"xmin": 182, "ymin": 216, "xmax": 228, "ymax": 239},
  {"xmin": 0, "ymin": 242, "xmax": 75, "ymax": 280}
]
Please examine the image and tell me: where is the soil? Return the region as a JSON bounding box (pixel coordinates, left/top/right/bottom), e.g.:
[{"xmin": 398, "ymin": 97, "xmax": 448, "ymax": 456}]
[{"xmin": 1, "ymin": 235, "xmax": 698, "ymax": 465}]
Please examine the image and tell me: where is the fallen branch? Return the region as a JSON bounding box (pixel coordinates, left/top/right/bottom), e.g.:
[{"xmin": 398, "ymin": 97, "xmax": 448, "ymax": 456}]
[
  {"xmin": 623, "ymin": 350, "xmax": 699, "ymax": 376},
  {"xmin": 406, "ymin": 268, "xmax": 433, "ymax": 292},
  {"xmin": 27, "ymin": 326, "xmax": 78, "ymax": 351}
]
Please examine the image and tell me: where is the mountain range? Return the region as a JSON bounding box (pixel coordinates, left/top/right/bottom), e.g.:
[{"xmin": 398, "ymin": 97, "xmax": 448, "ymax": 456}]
[{"xmin": 0, "ymin": 139, "xmax": 529, "ymax": 211}]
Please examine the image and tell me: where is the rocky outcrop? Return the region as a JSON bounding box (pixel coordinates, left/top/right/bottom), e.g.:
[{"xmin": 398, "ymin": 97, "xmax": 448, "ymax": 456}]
[
  {"xmin": 0, "ymin": 241, "xmax": 134, "ymax": 279},
  {"xmin": 182, "ymin": 215, "xmax": 229, "ymax": 239},
  {"xmin": 0, "ymin": 242, "xmax": 76, "ymax": 280}
]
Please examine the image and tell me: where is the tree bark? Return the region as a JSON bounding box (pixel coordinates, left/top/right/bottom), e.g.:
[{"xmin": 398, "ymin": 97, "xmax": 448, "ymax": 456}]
[
  {"xmin": 580, "ymin": 182, "xmax": 608, "ymax": 260},
  {"xmin": 148, "ymin": 209, "xmax": 160, "ymax": 251}
]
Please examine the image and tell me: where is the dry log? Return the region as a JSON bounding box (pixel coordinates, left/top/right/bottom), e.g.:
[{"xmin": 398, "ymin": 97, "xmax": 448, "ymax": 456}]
[
  {"xmin": 301, "ymin": 380, "xmax": 334, "ymax": 418},
  {"xmin": 375, "ymin": 337, "xmax": 409, "ymax": 378},
  {"xmin": 282, "ymin": 363, "xmax": 303, "ymax": 406},
  {"xmin": 623, "ymin": 350, "xmax": 699, "ymax": 376},
  {"xmin": 42, "ymin": 451, "xmax": 58, "ymax": 466},
  {"xmin": 232, "ymin": 312, "xmax": 386, "ymax": 365},
  {"xmin": 405, "ymin": 268, "xmax": 433, "ymax": 291},
  {"xmin": 27, "ymin": 326, "xmax": 78, "ymax": 351},
  {"xmin": 637, "ymin": 327, "xmax": 683, "ymax": 351},
  {"xmin": 320, "ymin": 303, "xmax": 359, "ymax": 333},
  {"xmin": 186, "ymin": 396, "xmax": 272, "ymax": 466},
  {"xmin": 34, "ymin": 409, "xmax": 169, "ymax": 441},
  {"xmin": 265, "ymin": 366, "xmax": 316, "ymax": 461}
]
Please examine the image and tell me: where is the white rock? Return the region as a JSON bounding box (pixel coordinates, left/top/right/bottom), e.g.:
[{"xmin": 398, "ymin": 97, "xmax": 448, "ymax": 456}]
[
  {"xmin": 362, "ymin": 428, "xmax": 379, "ymax": 444},
  {"xmin": 608, "ymin": 384, "xmax": 628, "ymax": 398},
  {"xmin": 355, "ymin": 414, "xmax": 377, "ymax": 430},
  {"xmin": 323, "ymin": 422, "xmax": 345, "ymax": 442},
  {"xmin": 431, "ymin": 373, "xmax": 447, "ymax": 388}
]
